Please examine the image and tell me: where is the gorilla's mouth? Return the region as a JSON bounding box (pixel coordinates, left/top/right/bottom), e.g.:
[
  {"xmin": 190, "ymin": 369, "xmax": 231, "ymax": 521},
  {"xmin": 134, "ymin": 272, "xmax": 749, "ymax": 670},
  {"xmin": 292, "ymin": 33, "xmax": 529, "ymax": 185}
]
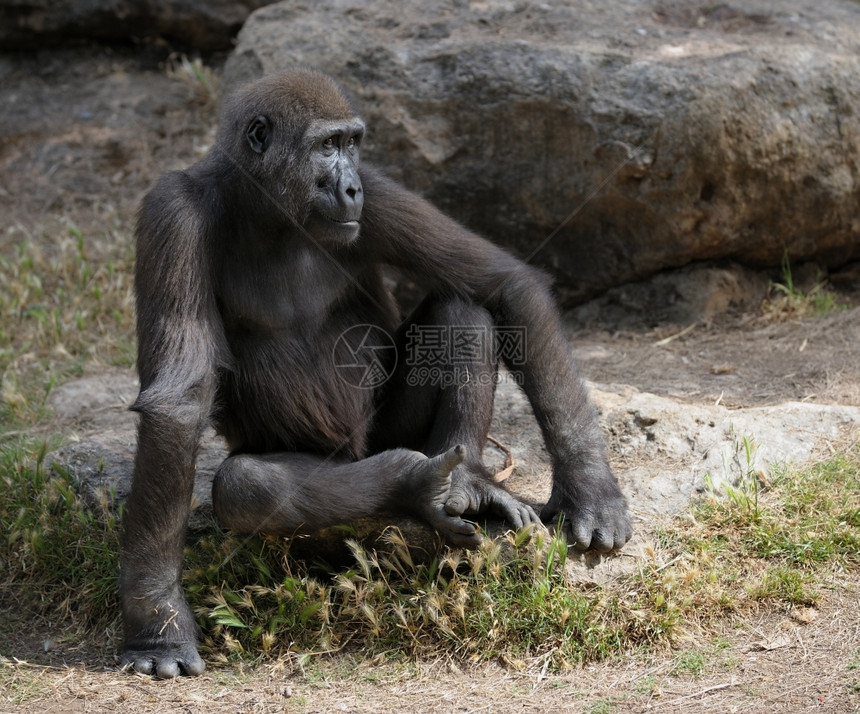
[
  {"xmin": 318, "ymin": 212, "xmax": 360, "ymax": 228},
  {"xmin": 304, "ymin": 212, "xmax": 361, "ymax": 242}
]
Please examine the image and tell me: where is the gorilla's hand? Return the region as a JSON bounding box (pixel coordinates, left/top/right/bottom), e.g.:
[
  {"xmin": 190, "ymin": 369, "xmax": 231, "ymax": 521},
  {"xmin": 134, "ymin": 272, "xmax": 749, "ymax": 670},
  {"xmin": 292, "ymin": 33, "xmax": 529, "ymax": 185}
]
[
  {"xmin": 540, "ymin": 473, "xmax": 632, "ymax": 552},
  {"xmin": 121, "ymin": 641, "xmax": 205, "ymax": 679},
  {"xmin": 444, "ymin": 465, "xmax": 541, "ymax": 532},
  {"xmin": 120, "ymin": 586, "xmax": 205, "ymax": 678}
]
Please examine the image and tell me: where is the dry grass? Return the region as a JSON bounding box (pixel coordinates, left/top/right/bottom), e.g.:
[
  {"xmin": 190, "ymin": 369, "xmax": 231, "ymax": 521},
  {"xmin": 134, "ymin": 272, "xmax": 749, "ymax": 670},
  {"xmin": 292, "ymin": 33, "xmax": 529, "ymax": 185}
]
[{"xmin": 0, "ymin": 226, "xmax": 134, "ymax": 427}]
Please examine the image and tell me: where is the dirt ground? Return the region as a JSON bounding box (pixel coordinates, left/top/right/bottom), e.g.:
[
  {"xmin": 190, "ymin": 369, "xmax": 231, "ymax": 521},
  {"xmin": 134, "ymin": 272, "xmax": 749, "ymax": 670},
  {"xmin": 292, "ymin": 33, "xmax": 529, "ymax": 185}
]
[{"xmin": 1, "ymin": 44, "xmax": 859, "ymax": 713}]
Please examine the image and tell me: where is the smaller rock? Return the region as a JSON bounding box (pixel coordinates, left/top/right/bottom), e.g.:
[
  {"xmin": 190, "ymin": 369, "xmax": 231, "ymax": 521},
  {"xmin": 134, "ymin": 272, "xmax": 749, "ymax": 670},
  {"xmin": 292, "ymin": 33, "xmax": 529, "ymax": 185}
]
[
  {"xmin": 567, "ymin": 262, "xmax": 769, "ymax": 330},
  {"xmin": 595, "ymin": 385, "xmax": 860, "ymax": 515},
  {"xmin": 48, "ymin": 370, "xmax": 138, "ymax": 432},
  {"xmin": 48, "ymin": 427, "xmax": 228, "ymax": 532}
]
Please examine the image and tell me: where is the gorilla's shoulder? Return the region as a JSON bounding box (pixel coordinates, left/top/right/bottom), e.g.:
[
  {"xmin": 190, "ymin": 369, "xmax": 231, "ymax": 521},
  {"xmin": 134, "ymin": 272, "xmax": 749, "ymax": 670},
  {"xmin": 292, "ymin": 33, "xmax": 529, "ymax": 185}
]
[{"xmin": 136, "ymin": 168, "xmax": 219, "ymax": 252}]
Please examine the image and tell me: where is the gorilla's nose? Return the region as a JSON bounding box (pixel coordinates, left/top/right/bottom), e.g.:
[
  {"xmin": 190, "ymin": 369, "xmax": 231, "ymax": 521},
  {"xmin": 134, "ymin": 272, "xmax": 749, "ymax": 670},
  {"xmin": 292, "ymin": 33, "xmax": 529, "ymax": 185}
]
[{"xmin": 339, "ymin": 174, "xmax": 364, "ymax": 219}]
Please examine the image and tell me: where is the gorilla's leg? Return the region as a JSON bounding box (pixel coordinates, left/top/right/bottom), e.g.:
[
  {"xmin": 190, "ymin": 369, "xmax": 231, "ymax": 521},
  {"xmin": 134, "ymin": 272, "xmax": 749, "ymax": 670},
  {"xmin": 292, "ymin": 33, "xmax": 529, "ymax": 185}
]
[
  {"xmin": 212, "ymin": 445, "xmax": 480, "ymax": 547},
  {"xmin": 370, "ymin": 295, "xmax": 540, "ymax": 531}
]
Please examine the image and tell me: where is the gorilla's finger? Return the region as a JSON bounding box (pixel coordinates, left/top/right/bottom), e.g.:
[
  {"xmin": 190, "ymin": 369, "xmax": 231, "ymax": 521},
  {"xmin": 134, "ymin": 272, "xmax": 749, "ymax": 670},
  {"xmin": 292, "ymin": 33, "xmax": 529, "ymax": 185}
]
[
  {"xmin": 180, "ymin": 649, "xmax": 206, "ymax": 676},
  {"xmin": 570, "ymin": 520, "xmax": 595, "ymax": 551},
  {"xmin": 589, "ymin": 528, "xmax": 615, "ymax": 553},
  {"xmin": 444, "ymin": 490, "xmax": 471, "ymax": 516},
  {"xmin": 428, "ymin": 445, "xmax": 466, "ymax": 476},
  {"xmin": 156, "ymin": 659, "xmax": 181, "ymax": 679},
  {"xmin": 519, "ymin": 504, "xmax": 542, "ymax": 527},
  {"xmin": 132, "ymin": 656, "xmax": 154, "ymax": 675},
  {"xmin": 438, "ymin": 517, "xmax": 482, "ymax": 548}
]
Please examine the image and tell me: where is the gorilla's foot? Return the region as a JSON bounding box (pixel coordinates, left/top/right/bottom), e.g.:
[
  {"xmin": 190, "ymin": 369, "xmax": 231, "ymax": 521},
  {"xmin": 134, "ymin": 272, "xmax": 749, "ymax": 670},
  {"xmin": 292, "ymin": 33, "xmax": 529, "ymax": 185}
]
[{"xmin": 407, "ymin": 445, "xmax": 483, "ymax": 548}]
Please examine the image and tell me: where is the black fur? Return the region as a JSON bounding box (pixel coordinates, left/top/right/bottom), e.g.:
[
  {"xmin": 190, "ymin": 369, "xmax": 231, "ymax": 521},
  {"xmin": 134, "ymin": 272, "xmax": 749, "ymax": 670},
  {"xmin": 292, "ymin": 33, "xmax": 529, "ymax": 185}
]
[{"xmin": 121, "ymin": 68, "xmax": 632, "ymax": 678}]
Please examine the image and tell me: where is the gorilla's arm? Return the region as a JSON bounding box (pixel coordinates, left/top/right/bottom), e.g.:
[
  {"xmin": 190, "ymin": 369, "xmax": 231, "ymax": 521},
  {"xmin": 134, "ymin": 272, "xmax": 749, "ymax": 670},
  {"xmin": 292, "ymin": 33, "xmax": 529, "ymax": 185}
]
[
  {"xmin": 121, "ymin": 170, "xmax": 225, "ymax": 677},
  {"xmin": 359, "ymin": 166, "xmax": 631, "ymax": 552}
]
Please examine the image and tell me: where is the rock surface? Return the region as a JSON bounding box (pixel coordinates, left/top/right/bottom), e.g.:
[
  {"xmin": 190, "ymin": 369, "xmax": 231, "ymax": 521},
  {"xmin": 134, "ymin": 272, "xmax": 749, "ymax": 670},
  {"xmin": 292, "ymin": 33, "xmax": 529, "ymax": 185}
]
[
  {"xmin": 0, "ymin": 0, "xmax": 277, "ymax": 50},
  {"xmin": 47, "ymin": 360, "xmax": 859, "ymax": 580},
  {"xmin": 225, "ymin": 0, "xmax": 860, "ymax": 302}
]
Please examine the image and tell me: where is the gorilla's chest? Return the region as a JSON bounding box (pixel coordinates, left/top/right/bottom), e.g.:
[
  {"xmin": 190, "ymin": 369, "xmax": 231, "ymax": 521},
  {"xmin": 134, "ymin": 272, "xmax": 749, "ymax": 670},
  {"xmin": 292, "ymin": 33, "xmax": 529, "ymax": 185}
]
[
  {"xmin": 217, "ymin": 242, "xmax": 355, "ymax": 333},
  {"xmin": 213, "ymin": 243, "xmax": 387, "ymax": 455}
]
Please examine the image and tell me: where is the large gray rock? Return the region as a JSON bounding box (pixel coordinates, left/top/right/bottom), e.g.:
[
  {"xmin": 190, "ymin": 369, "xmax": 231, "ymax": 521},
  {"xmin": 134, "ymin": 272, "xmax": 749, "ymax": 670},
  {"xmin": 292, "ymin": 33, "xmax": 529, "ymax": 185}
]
[
  {"xmin": 225, "ymin": 0, "xmax": 860, "ymax": 302},
  {"xmin": 0, "ymin": 0, "xmax": 277, "ymax": 50}
]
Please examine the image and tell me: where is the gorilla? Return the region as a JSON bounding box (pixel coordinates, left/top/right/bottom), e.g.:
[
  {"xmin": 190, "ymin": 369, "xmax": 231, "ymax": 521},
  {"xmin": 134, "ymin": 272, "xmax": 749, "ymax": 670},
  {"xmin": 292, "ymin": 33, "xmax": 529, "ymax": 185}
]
[{"xmin": 121, "ymin": 68, "xmax": 631, "ymax": 678}]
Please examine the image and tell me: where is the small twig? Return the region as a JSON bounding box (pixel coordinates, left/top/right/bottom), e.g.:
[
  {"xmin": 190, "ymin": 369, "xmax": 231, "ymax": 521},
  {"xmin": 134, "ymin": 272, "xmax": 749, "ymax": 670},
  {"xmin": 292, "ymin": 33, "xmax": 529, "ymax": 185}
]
[
  {"xmin": 0, "ymin": 430, "xmax": 26, "ymax": 441},
  {"xmin": 665, "ymin": 679, "xmax": 739, "ymax": 703},
  {"xmin": 4, "ymin": 657, "xmax": 72, "ymax": 671},
  {"xmin": 156, "ymin": 604, "xmax": 179, "ymax": 635},
  {"xmin": 796, "ymin": 630, "xmax": 808, "ymax": 660},
  {"xmin": 654, "ymin": 553, "xmax": 685, "ymax": 572},
  {"xmin": 486, "ymin": 435, "xmax": 515, "ymax": 483},
  {"xmin": 532, "ymin": 652, "xmax": 552, "ymax": 690},
  {"xmin": 629, "ymin": 661, "xmax": 671, "ymax": 682},
  {"xmin": 654, "ymin": 323, "xmax": 697, "ymax": 346}
]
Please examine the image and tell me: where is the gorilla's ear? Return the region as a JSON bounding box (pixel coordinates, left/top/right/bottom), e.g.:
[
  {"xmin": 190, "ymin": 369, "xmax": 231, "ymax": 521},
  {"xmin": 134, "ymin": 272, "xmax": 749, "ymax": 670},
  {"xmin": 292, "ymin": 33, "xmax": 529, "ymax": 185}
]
[{"xmin": 246, "ymin": 115, "xmax": 271, "ymax": 154}]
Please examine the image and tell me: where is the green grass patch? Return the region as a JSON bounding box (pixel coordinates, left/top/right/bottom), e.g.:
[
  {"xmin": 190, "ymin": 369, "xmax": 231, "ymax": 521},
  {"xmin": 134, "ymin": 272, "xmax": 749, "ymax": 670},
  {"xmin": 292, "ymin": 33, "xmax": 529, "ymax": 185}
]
[
  {"xmin": 0, "ymin": 438, "xmax": 122, "ymax": 630},
  {"xmin": 671, "ymin": 648, "xmax": 706, "ymax": 676},
  {"xmin": 1, "ymin": 441, "xmax": 858, "ymax": 672},
  {"xmin": 698, "ymin": 451, "xmax": 860, "ymax": 568},
  {"xmin": 185, "ymin": 525, "xmax": 639, "ymax": 669},
  {"xmin": 654, "ymin": 447, "xmax": 860, "ymax": 623},
  {"xmin": 849, "ymin": 650, "xmax": 860, "ymax": 693}
]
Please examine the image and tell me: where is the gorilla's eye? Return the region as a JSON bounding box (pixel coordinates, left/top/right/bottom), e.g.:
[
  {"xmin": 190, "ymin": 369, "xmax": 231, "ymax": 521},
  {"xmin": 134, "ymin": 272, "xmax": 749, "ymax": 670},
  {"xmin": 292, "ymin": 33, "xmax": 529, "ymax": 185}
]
[
  {"xmin": 323, "ymin": 137, "xmax": 336, "ymax": 149},
  {"xmin": 347, "ymin": 137, "xmax": 356, "ymax": 149}
]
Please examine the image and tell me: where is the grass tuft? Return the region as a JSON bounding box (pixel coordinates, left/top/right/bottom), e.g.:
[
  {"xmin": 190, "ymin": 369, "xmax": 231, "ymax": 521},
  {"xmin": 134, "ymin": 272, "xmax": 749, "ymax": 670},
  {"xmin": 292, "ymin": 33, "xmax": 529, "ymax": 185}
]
[
  {"xmin": 760, "ymin": 251, "xmax": 848, "ymax": 321},
  {"xmin": 165, "ymin": 53, "xmax": 221, "ymax": 105},
  {"xmin": 184, "ymin": 525, "xmax": 640, "ymax": 669},
  {"xmin": 0, "ymin": 438, "xmax": 122, "ymax": 631}
]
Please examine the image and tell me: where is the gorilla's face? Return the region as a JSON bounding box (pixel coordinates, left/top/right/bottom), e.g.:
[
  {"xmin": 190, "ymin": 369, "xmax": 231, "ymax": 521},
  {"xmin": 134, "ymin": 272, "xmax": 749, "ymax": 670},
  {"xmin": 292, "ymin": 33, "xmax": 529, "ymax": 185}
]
[
  {"xmin": 231, "ymin": 70, "xmax": 367, "ymax": 245},
  {"xmin": 301, "ymin": 120, "xmax": 365, "ymax": 244}
]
